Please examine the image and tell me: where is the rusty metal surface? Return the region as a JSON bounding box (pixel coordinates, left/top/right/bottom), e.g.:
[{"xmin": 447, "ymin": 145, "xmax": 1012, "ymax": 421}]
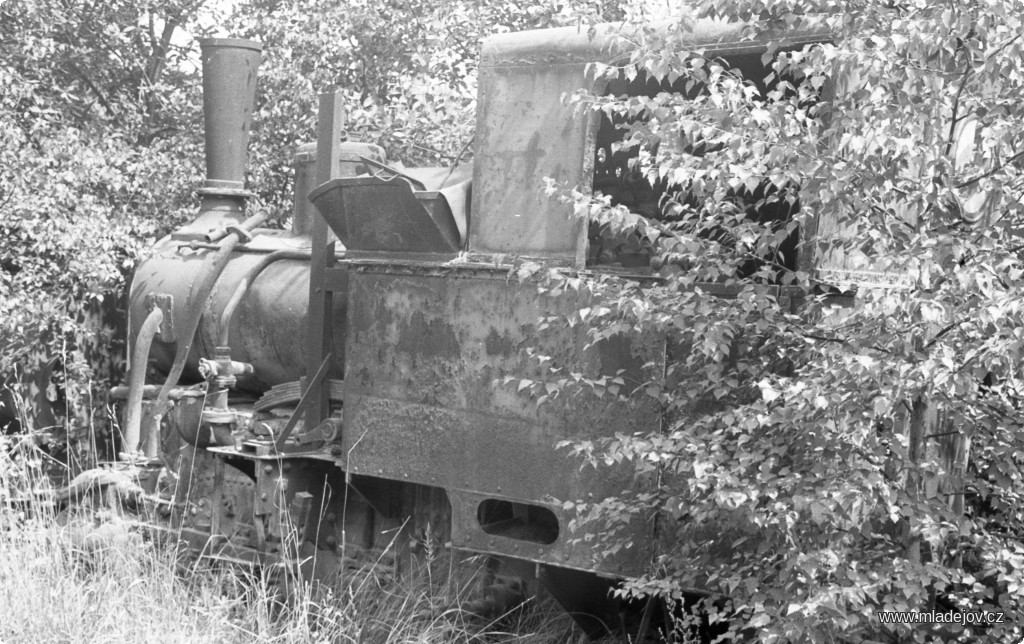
[
  {"xmin": 341, "ymin": 260, "xmax": 664, "ymax": 575},
  {"xmin": 471, "ymin": 56, "xmax": 594, "ymax": 262},
  {"xmin": 470, "ymin": 24, "xmax": 635, "ymax": 262},
  {"xmin": 127, "ymin": 232, "xmax": 347, "ymax": 391},
  {"xmin": 309, "ymin": 176, "xmax": 459, "ymax": 255}
]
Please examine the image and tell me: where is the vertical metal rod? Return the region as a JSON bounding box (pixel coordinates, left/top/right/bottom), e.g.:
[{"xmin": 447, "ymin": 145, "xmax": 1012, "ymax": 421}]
[{"xmin": 306, "ymin": 91, "xmax": 347, "ymax": 429}]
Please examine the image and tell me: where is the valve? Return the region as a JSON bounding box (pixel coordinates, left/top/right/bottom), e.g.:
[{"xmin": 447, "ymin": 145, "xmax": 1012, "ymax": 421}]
[{"xmin": 199, "ymin": 346, "xmax": 254, "ymax": 392}]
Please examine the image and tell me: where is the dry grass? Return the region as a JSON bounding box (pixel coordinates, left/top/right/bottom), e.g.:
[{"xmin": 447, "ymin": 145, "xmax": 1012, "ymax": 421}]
[{"xmin": 0, "ymin": 436, "xmax": 582, "ymax": 644}]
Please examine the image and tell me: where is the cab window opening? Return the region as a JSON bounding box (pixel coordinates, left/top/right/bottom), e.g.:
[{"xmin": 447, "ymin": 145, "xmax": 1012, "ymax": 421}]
[{"xmin": 587, "ymin": 53, "xmax": 809, "ymax": 282}]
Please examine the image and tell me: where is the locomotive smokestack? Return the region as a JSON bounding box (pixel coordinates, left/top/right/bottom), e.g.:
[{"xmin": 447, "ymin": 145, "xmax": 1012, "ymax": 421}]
[{"xmin": 198, "ymin": 38, "xmax": 262, "ymax": 206}]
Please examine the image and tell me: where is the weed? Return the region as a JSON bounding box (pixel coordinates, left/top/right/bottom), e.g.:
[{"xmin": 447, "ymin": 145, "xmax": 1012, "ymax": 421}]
[{"xmin": 0, "ymin": 433, "xmax": 582, "ymax": 644}]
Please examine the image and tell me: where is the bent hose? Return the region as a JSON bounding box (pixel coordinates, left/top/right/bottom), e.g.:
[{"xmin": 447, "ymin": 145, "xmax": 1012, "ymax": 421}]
[{"xmin": 122, "ymin": 306, "xmax": 164, "ymax": 459}]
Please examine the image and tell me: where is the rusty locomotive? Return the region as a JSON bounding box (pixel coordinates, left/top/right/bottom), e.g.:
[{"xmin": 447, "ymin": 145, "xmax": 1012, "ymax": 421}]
[{"xmin": 117, "ymin": 19, "xmax": 830, "ymax": 633}]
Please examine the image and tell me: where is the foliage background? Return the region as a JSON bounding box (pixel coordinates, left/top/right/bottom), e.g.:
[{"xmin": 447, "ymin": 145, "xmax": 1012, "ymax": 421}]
[
  {"xmin": 547, "ymin": 1, "xmax": 1024, "ymax": 642},
  {"xmin": 0, "ymin": 0, "xmax": 205, "ymax": 459},
  {"xmin": 3, "ymin": 0, "xmax": 1024, "ymax": 642}
]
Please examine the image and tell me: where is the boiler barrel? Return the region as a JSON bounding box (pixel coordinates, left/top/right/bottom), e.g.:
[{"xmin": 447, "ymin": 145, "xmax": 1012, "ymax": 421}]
[{"xmin": 127, "ymin": 234, "xmax": 346, "ymax": 393}]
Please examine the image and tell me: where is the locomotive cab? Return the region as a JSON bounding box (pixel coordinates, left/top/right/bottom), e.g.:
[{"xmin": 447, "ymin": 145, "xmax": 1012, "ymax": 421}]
[
  {"xmin": 470, "ymin": 21, "xmax": 827, "ymax": 272},
  {"xmin": 303, "ymin": 17, "xmax": 832, "ymax": 628}
]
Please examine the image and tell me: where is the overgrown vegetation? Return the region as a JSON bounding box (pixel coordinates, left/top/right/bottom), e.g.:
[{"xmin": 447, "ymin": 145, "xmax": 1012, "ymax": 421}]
[
  {"xmin": 0, "ymin": 438, "xmax": 580, "ymax": 644},
  {"xmin": 0, "ymin": 0, "xmax": 205, "ymax": 457},
  {"xmin": 535, "ymin": 1, "xmax": 1024, "ymax": 642},
  {"xmin": 7, "ymin": 0, "xmax": 1024, "ymax": 641}
]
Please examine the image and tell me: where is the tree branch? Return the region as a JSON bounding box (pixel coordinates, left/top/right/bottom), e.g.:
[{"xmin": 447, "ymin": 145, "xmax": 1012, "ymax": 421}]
[
  {"xmin": 146, "ymin": 17, "xmax": 179, "ymax": 88},
  {"xmin": 985, "ymin": 34, "xmax": 1021, "ymax": 63},
  {"xmin": 943, "ymin": 57, "xmax": 971, "ymax": 159},
  {"xmin": 956, "ymin": 148, "xmax": 1024, "ymax": 190},
  {"xmin": 69, "ymin": 63, "xmax": 114, "ymax": 118},
  {"xmin": 924, "ymin": 320, "xmax": 960, "ymax": 350}
]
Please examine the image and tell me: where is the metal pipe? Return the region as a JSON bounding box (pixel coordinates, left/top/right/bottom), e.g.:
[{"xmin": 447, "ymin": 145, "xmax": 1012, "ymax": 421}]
[
  {"xmin": 151, "ymin": 212, "xmax": 268, "ymax": 420},
  {"xmin": 123, "ymin": 307, "xmax": 164, "ymax": 459},
  {"xmin": 205, "ymin": 211, "xmax": 269, "ymax": 244},
  {"xmin": 218, "ymin": 249, "xmax": 296, "ymax": 347},
  {"xmin": 181, "ymin": 242, "xmax": 315, "ymax": 255},
  {"xmin": 109, "ymin": 385, "xmax": 205, "ymax": 401}
]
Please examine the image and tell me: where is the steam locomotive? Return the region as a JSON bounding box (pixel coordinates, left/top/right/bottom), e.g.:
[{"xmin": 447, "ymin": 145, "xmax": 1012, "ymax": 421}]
[{"xmin": 118, "ymin": 19, "xmax": 830, "ymax": 633}]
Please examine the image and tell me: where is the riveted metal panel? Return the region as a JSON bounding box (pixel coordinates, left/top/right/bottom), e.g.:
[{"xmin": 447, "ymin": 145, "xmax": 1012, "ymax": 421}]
[
  {"xmin": 470, "ymin": 60, "xmax": 597, "ymax": 262},
  {"xmin": 341, "ymin": 260, "xmax": 664, "ymax": 574}
]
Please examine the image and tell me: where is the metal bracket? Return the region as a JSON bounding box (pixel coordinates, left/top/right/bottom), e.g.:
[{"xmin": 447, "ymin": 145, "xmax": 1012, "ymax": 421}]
[
  {"xmin": 274, "ymin": 353, "xmax": 332, "ymax": 450},
  {"xmin": 144, "ymin": 292, "xmax": 176, "ymax": 342}
]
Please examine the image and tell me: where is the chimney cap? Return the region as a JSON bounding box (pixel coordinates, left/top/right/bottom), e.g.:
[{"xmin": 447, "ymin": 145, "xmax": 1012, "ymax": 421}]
[{"xmin": 199, "ymin": 37, "xmax": 262, "ymax": 52}]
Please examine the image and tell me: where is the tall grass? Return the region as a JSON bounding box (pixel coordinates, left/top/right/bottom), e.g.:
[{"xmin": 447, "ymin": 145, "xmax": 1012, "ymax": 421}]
[{"xmin": 0, "ymin": 434, "xmax": 583, "ymax": 644}]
